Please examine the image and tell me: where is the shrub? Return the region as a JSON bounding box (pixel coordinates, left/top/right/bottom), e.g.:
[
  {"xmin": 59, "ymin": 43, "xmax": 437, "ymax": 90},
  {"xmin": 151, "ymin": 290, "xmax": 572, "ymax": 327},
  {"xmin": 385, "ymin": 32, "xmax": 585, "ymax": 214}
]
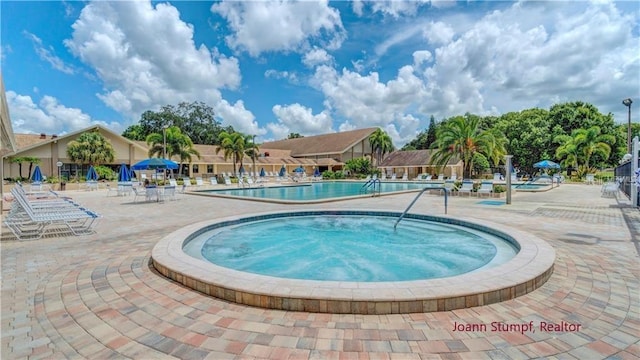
[{"xmin": 494, "ymin": 185, "xmax": 506, "ymax": 193}]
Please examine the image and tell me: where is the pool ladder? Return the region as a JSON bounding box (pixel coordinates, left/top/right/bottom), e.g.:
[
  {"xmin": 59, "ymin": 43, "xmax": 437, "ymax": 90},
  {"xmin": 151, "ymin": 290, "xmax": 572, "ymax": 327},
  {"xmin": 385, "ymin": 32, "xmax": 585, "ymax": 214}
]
[
  {"xmin": 394, "ymin": 186, "xmax": 448, "ymax": 230},
  {"xmin": 360, "ymin": 178, "xmax": 381, "ymax": 196}
]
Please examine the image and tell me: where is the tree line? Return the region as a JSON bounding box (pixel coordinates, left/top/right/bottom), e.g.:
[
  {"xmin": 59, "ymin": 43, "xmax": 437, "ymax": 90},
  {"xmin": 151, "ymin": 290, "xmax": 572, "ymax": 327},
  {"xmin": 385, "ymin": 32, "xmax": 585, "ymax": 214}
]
[{"xmin": 402, "ymin": 101, "xmax": 638, "ymax": 177}]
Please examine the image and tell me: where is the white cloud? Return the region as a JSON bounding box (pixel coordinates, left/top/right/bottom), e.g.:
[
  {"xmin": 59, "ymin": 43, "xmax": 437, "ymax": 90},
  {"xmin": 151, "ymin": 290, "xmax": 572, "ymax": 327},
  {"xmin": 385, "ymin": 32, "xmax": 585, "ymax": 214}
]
[
  {"xmin": 412, "ymin": 50, "xmax": 432, "ymax": 66},
  {"xmin": 211, "ymin": 0, "xmax": 345, "ymax": 56},
  {"xmin": 64, "ymin": 1, "xmax": 243, "ymax": 121},
  {"xmin": 264, "ymin": 69, "xmax": 299, "ymax": 84},
  {"xmin": 24, "ymin": 31, "xmax": 75, "ymax": 75},
  {"xmin": 354, "ymin": 0, "xmax": 431, "ymax": 18},
  {"xmin": 418, "ymin": 0, "xmax": 639, "ymax": 117},
  {"xmin": 302, "ymin": 47, "xmax": 334, "ymax": 68},
  {"xmin": 269, "ymin": 103, "xmax": 334, "ymax": 138},
  {"xmin": 6, "ymin": 91, "xmax": 123, "ymax": 135},
  {"xmin": 215, "ymin": 99, "xmax": 264, "ymax": 137},
  {"xmin": 310, "ymin": 64, "xmax": 426, "ymax": 146},
  {"xmin": 422, "ymin": 21, "xmax": 455, "ymax": 45}
]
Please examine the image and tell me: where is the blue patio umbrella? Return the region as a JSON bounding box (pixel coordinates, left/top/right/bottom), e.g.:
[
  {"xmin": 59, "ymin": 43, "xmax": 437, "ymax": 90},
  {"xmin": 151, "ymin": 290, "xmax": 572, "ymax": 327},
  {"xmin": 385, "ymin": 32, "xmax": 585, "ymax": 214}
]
[
  {"xmin": 259, "ymin": 168, "xmax": 266, "ymax": 177},
  {"xmin": 86, "ymin": 165, "xmax": 98, "ymax": 181},
  {"xmin": 279, "ymin": 166, "xmax": 286, "ymax": 177},
  {"xmin": 31, "ymin": 165, "xmax": 43, "ymax": 182},
  {"xmin": 131, "ymin": 158, "xmax": 179, "ymax": 170},
  {"xmin": 239, "ymin": 166, "xmax": 245, "ymax": 175},
  {"xmin": 314, "ymin": 168, "xmax": 320, "ymax": 177},
  {"xmin": 533, "ymin": 160, "xmax": 561, "ymax": 169},
  {"xmin": 118, "ymin": 163, "xmax": 131, "ymax": 182},
  {"xmin": 294, "ymin": 166, "xmax": 305, "ymax": 173}
]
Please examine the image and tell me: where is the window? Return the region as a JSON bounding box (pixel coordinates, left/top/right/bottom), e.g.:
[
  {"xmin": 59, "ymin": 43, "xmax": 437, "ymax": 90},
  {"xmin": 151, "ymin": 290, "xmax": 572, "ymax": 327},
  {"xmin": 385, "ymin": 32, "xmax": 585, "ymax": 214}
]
[
  {"xmin": 192, "ymin": 164, "xmax": 199, "ymax": 174},
  {"xmin": 207, "ymin": 165, "xmax": 213, "ymax": 173}
]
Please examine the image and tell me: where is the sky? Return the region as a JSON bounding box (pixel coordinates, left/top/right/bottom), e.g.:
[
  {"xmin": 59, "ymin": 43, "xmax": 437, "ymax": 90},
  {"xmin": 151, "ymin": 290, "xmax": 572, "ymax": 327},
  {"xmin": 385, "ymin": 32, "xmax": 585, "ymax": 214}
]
[{"xmin": 1, "ymin": 0, "xmax": 639, "ymax": 147}]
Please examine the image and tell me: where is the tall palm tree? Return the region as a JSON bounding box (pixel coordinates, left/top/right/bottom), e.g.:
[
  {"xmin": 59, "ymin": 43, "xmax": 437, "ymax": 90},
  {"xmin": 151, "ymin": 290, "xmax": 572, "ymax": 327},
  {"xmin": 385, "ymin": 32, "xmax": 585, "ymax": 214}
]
[
  {"xmin": 369, "ymin": 128, "xmax": 394, "ymax": 167},
  {"xmin": 146, "ymin": 126, "xmax": 200, "ymax": 176},
  {"xmin": 554, "ymin": 134, "xmax": 580, "ymax": 169},
  {"xmin": 244, "ymin": 135, "xmax": 260, "ymax": 176},
  {"xmin": 67, "ymin": 131, "xmax": 115, "ymax": 177},
  {"xmin": 430, "ymin": 115, "xmax": 497, "ymax": 179},
  {"xmin": 574, "ymin": 126, "xmax": 614, "ymax": 169},
  {"xmin": 216, "ymin": 131, "xmax": 249, "ymax": 176},
  {"xmin": 556, "ymin": 126, "xmax": 614, "ymax": 170}
]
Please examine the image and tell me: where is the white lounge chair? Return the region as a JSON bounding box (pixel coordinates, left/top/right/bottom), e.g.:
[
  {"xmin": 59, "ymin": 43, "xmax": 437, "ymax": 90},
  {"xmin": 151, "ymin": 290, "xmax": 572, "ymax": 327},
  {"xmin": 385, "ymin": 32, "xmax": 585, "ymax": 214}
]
[
  {"xmin": 476, "ymin": 181, "xmax": 494, "ymax": 196},
  {"xmin": 5, "ymin": 187, "xmax": 99, "ymax": 240},
  {"xmin": 162, "ymin": 186, "xmax": 176, "ymax": 201},
  {"xmin": 458, "ymin": 180, "xmax": 474, "ymax": 196},
  {"xmin": 195, "ymin": 177, "xmax": 204, "ymax": 187},
  {"xmin": 401, "ymin": 173, "xmax": 408, "ymax": 181}
]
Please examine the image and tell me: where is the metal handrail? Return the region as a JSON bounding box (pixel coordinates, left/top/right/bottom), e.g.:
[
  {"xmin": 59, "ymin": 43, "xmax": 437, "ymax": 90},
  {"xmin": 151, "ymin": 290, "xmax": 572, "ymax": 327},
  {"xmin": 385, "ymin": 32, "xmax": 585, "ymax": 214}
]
[
  {"xmin": 360, "ymin": 178, "xmax": 381, "ymax": 196},
  {"xmin": 394, "ymin": 186, "xmax": 448, "ymax": 230}
]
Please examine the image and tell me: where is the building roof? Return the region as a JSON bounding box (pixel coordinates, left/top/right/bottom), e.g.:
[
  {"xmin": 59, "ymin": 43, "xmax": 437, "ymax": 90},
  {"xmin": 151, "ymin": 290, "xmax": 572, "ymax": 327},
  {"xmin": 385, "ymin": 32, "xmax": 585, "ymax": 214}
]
[
  {"xmin": 11, "ymin": 125, "xmax": 148, "ymax": 156},
  {"xmin": 379, "ymin": 150, "xmax": 461, "ymax": 167},
  {"xmin": 260, "ymin": 127, "xmax": 378, "ymax": 156}
]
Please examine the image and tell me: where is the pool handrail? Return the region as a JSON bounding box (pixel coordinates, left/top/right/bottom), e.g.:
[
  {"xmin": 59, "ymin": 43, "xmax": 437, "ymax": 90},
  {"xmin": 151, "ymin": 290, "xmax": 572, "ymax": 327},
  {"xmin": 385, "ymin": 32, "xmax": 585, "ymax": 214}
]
[
  {"xmin": 360, "ymin": 178, "xmax": 381, "ymax": 196},
  {"xmin": 394, "ymin": 186, "xmax": 448, "ymax": 230}
]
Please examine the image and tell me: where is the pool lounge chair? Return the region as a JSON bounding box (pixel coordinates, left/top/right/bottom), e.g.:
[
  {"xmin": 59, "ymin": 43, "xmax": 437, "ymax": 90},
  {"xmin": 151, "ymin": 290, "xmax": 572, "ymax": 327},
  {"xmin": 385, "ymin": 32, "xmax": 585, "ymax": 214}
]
[
  {"xmin": 5, "ymin": 187, "xmax": 99, "ymax": 240},
  {"xmin": 401, "ymin": 173, "xmax": 408, "ymax": 181},
  {"xmin": 458, "ymin": 180, "xmax": 474, "ymax": 196},
  {"xmin": 391, "ymin": 173, "xmax": 397, "ymax": 180},
  {"xmin": 195, "ymin": 177, "xmax": 204, "ymax": 187},
  {"xmin": 476, "ymin": 181, "xmax": 494, "ymax": 196},
  {"xmin": 444, "ymin": 179, "xmax": 456, "ymax": 193}
]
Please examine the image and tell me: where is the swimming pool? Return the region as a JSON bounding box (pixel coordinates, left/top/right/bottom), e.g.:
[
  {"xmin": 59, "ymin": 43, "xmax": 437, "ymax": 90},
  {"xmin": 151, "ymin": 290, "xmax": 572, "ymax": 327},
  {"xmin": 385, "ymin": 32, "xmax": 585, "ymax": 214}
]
[
  {"xmin": 198, "ymin": 181, "xmax": 439, "ymax": 202},
  {"xmin": 184, "ymin": 214, "xmax": 518, "ymax": 282},
  {"xmin": 152, "ymin": 210, "xmax": 556, "ymax": 314}
]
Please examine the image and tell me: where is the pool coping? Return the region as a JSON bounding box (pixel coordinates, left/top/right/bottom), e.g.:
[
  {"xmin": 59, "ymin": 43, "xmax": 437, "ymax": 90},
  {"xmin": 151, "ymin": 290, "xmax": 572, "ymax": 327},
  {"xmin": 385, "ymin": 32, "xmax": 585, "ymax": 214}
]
[
  {"xmin": 151, "ymin": 210, "xmax": 555, "ymax": 314},
  {"xmin": 186, "ymin": 181, "xmax": 445, "ymax": 204}
]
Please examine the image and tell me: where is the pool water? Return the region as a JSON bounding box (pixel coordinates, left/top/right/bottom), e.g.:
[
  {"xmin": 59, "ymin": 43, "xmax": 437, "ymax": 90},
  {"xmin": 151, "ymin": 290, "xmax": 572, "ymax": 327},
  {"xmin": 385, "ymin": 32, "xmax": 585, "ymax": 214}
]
[
  {"xmin": 184, "ymin": 215, "xmax": 518, "ymax": 282},
  {"xmin": 202, "ymin": 181, "xmax": 434, "ymax": 201}
]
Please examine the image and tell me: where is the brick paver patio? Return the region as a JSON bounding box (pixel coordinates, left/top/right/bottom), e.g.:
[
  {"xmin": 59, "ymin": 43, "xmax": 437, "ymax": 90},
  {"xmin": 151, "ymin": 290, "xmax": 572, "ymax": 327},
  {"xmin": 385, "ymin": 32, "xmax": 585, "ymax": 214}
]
[{"xmin": 2, "ymin": 183, "xmax": 639, "ymax": 359}]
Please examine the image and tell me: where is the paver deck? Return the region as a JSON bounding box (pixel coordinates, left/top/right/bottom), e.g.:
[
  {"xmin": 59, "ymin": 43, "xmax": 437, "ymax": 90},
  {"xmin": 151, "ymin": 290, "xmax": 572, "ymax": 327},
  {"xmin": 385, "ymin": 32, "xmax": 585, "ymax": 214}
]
[{"xmin": 2, "ymin": 183, "xmax": 639, "ymax": 359}]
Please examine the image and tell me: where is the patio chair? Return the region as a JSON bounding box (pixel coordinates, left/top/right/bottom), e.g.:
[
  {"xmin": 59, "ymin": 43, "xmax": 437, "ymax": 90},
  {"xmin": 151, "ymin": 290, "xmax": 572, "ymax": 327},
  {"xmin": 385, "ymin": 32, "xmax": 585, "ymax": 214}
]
[
  {"xmin": 195, "ymin": 177, "xmax": 204, "ymax": 187},
  {"xmin": 223, "ymin": 176, "xmax": 232, "ymax": 185},
  {"xmin": 5, "ymin": 187, "xmax": 99, "ymax": 240},
  {"xmin": 132, "ymin": 187, "xmax": 146, "ymax": 202},
  {"xmin": 458, "ymin": 180, "xmax": 474, "ymax": 196},
  {"xmin": 476, "ymin": 181, "xmax": 494, "ymax": 197},
  {"xmin": 438, "ymin": 174, "xmax": 444, "ymax": 181},
  {"xmin": 401, "ymin": 173, "xmax": 408, "ymax": 181},
  {"xmin": 391, "ymin": 173, "xmax": 397, "ymax": 180},
  {"xmin": 145, "ymin": 186, "xmax": 159, "ymax": 202},
  {"xmin": 161, "ymin": 186, "xmax": 176, "ymax": 201},
  {"xmin": 444, "ymin": 179, "xmax": 456, "ymax": 193}
]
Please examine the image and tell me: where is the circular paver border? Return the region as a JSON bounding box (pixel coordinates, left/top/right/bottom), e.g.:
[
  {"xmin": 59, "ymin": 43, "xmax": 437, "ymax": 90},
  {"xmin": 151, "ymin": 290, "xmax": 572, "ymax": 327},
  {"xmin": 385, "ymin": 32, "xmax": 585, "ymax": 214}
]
[{"xmin": 151, "ymin": 210, "xmax": 555, "ymax": 314}]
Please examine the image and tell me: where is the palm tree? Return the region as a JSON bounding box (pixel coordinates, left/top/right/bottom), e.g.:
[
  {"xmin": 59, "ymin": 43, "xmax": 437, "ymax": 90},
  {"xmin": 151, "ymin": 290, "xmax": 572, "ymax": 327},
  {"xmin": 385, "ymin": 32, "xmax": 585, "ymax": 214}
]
[
  {"xmin": 216, "ymin": 131, "xmax": 249, "ymax": 176},
  {"xmin": 369, "ymin": 128, "xmax": 394, "ymax": 167},
  {"xmin": 146, "ymin": 126, "xmax": 200, "ymax": 176},
  {"xmin": 430, "ymin": 115, "xmax": 498, "ymax": 179},
  {"xmin": 244, "ymin": 135, "xmax": 260, "ymax": 177},
  {"xmin": 555, "ymin": 126, "xmax": 614, "ymax": 169},
  {"xmin": 574, "ymin": 126, "xmax": 614, "ymax": 169},
  {"xmin": 554, "ymin": 134, "xmax": 580, "ymax": 169},
  {"xmin": 67, "ymin": 131, "xmax": 115, "ymax": 178}
]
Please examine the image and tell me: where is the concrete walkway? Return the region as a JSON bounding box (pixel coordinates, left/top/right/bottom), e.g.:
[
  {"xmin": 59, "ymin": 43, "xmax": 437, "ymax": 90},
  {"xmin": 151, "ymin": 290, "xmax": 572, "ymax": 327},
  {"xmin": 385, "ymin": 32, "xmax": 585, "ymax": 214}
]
[{"xmin": 1, "ymin": 183, "xmax": 639, "ymax": 359}]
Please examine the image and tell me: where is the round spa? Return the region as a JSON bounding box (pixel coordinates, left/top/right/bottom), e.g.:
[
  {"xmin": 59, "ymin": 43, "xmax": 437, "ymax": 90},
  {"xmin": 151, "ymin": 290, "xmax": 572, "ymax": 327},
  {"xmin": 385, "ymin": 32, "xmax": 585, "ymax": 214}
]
[{"xmin": 152, "ymin": 211, "xmax": 555, "ymax": 314}]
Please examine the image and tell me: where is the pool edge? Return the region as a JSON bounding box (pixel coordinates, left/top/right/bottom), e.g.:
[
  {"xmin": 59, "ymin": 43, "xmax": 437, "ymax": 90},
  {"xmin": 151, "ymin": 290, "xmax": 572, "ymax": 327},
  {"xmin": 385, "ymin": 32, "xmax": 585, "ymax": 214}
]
[{"xmin": 151, "ymin": 210, "xmax": 555, "ymax": 314}]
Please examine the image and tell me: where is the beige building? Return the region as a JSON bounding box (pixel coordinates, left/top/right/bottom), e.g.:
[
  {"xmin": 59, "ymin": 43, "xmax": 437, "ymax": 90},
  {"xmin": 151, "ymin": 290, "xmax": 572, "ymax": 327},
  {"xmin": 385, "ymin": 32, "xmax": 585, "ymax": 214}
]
[
  {"xmin": 2, "ymin": 125, "xmax": 381, "ymax": 181},
  {"xmin": 378, "ymin": 149, "xmax": 463, "ymax": 179}
]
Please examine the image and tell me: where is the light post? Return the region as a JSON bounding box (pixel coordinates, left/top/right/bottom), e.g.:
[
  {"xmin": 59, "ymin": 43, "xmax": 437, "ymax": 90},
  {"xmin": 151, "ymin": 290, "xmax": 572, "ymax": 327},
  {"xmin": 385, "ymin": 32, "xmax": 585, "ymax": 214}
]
[
  {"xmin": 623, "ymin": 98, "xmax": 633, "ymax": 154},
  {"xmin": 162, "ymin": 125, "xmax": 169, "ymax": 159},
  {"xmin": 251, "ymin": 135, "xmax": 256, "ymax": 180},
  {"xmin": 162, "ymin": 125, "xmax": 169, "ymax": 181}
]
